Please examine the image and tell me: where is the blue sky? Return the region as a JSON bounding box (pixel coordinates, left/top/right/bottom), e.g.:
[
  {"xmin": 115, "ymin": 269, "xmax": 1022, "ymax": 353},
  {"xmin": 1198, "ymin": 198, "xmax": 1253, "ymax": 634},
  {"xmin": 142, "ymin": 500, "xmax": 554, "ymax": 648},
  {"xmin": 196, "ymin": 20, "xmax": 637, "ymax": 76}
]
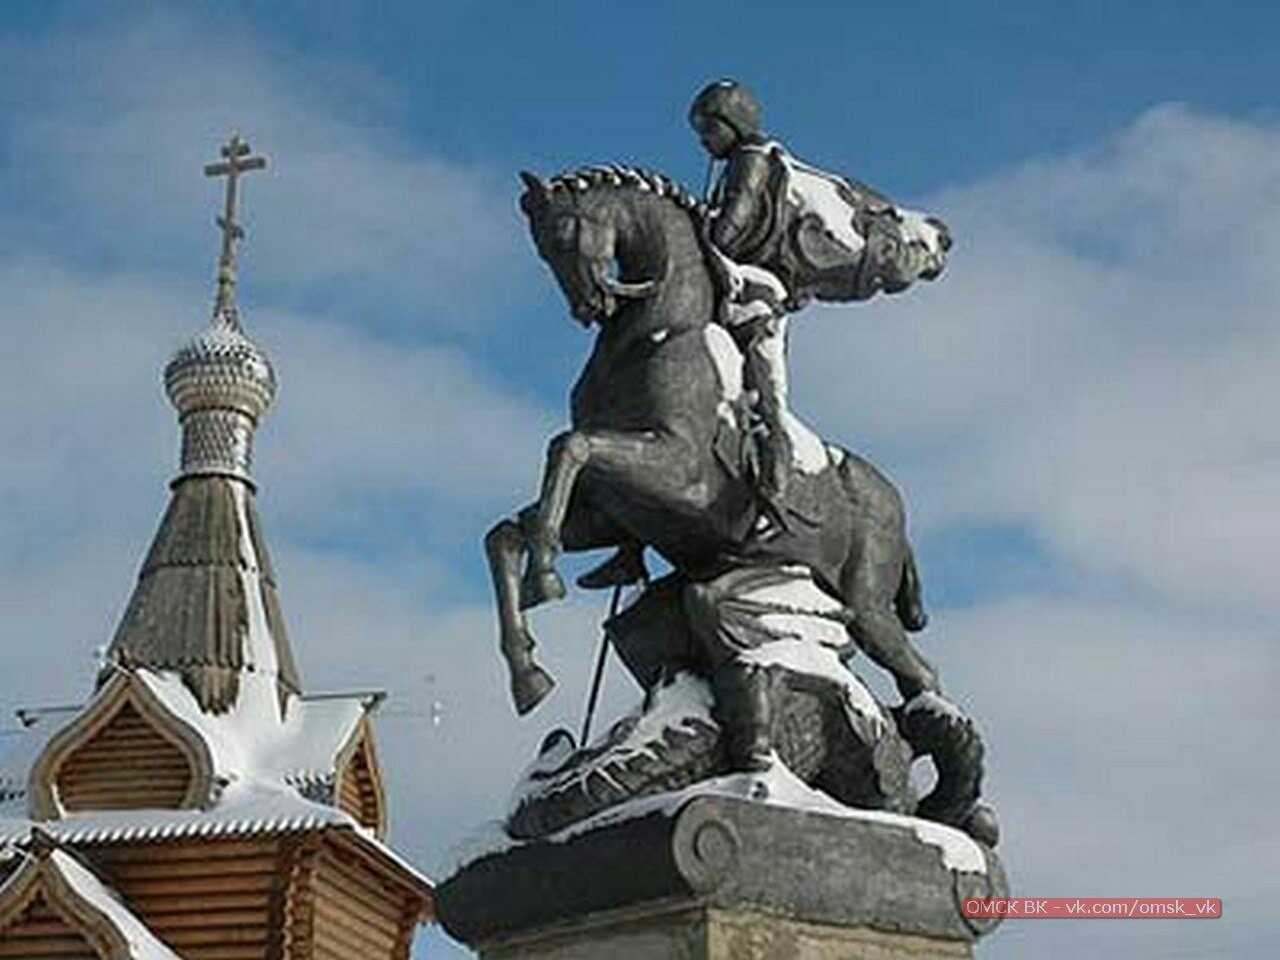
[
  {"xmin": 9, "ymin": 1, "xmax": 1274, "ymax": 184},
  {"xmin": 0, "ymin": 2, "xmax": 1276, "ymax": 958}
]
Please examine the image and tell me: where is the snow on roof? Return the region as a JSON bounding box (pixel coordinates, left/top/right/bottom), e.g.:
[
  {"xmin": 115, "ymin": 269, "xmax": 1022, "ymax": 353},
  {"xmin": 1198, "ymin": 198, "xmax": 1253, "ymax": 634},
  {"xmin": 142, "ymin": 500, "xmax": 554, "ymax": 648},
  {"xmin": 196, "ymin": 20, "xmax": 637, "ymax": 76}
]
[
  {"xmin": 0, "ymin": 663, "xmax": 429, "ymax": 895},
  {"xmin": 47, "ymin": 847, "xmax": 184, "ymax": 960},
  {"xmin": 0, "ymin": 843, "xmax": 182, "ymax": 960},
  {"xmin": 135, "ymin": 669, "xmax": 374, "ymax": 792},
  {"xmin": 0, "ymin": 782, "xmax": 346, "ymax": 847},
  {"xmin": 7, "ymin": 671, "xmax": 377, "ymax": 816},
  {"xmin": 0, "ymin": 781, "xmax": 432, "ymax": 889}
]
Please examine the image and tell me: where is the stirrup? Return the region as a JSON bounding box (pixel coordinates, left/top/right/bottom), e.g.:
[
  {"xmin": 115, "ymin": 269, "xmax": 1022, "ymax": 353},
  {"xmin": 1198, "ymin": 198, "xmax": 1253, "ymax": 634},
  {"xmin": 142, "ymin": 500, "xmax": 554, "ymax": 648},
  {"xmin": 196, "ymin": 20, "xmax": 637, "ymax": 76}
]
[{"xmin": 576, "ymin": 546, "xmax": 648, "ymax": 590}]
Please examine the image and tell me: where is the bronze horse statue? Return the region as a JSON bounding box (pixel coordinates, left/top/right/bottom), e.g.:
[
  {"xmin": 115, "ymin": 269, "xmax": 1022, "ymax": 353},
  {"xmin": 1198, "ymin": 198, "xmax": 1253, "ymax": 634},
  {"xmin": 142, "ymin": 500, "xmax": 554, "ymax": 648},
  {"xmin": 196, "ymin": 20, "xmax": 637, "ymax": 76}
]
[
  {"xmin": 484, "ymin": 165, "xmax": 996, "ymax": 845},
  {"xmin": 485, "ymin": 166, "xmax": 936, "ymax": 716}
]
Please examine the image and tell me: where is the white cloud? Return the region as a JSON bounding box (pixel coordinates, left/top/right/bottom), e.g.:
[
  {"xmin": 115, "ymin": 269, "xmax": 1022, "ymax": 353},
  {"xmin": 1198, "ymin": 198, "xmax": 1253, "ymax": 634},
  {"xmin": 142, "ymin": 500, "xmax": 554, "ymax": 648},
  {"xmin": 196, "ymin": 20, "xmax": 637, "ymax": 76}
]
[
  {"xmin": 0, "ymin": 534, "xmax": 139, "ymax": 708},
  {"xmin": 783, "ymin": 106, "xmax": 1280, "ymax": 956},
  {"xmin": 792, "ymin": 104, "xmax": 1280, "ymax": 616},
  {"xmin": 260, "ymin": 310, "xmax": 554, "ymax": 521},
  {"xmin": 0, "ymin": 263, "xmax": 554, "ymax": 570},
  {"xmin": 931, "ymin": 597, "xmax": 1278, "ymax": 959},
  {"xmin": 0, "ymin": 13, "xmax": 1274, "ymax": 956},
  {"xmin": 0, "ymin": 257, "xmax": 182, "ymax": 553},
  {"xmin": 0, "ymin": 10, "xmax": 524, "ymax": 325}
]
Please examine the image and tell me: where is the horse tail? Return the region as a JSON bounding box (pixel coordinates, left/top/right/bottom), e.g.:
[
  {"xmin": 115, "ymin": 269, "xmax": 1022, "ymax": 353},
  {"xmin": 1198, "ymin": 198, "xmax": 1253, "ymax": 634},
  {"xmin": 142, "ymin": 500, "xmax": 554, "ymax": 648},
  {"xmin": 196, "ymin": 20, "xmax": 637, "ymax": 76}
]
[{"xmin": 895, "ymin": 548, "xmax": 928, "ymax": 633}]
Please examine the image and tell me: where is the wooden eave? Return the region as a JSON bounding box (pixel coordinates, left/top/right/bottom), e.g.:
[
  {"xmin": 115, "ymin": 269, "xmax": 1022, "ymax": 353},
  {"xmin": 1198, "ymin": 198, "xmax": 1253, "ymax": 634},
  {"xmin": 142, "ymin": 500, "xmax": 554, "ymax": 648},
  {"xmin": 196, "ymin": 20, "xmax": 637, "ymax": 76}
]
[
  {"xmin": 324, "ymin": 825, "xmax": 435, "ymax": 924},
  {"xmin": 18, "ymin": 822, "xmax": 433, "ymax": 921}
]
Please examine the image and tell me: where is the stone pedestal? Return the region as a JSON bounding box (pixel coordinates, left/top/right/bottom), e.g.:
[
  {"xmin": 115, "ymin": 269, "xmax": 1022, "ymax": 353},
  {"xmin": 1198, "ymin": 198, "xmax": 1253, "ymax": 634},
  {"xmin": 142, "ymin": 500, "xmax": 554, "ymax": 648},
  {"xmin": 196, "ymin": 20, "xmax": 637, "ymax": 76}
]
[{"xmin": 438, "ymin": 797, "xmax": 1007, "ymax": 960}]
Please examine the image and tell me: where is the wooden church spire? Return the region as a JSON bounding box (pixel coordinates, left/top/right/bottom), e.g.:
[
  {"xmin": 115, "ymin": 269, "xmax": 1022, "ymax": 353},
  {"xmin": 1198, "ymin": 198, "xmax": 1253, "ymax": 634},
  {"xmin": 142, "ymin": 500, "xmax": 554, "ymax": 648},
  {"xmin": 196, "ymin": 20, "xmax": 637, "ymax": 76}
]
[
  {"xmin": 106, "ymin": 134, "xmax": 299, "ymax": 715},
  {"xmin": 1, "ymin": 134, "xmax": 433, "ymax": 958}
]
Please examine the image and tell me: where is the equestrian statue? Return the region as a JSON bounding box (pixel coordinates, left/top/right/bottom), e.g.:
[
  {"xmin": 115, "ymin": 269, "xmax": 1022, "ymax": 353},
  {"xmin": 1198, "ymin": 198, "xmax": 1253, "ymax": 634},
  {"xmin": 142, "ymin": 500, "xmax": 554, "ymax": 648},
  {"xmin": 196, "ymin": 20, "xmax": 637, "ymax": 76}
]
[{"xmin": 483, "ymin": 80, "xmax": 999, "ymax": 849}]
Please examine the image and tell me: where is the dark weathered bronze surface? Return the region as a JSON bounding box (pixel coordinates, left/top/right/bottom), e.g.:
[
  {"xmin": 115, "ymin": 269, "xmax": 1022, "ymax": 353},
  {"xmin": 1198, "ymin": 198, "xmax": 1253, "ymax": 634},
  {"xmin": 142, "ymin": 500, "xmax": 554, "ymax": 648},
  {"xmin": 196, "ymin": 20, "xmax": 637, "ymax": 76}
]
[
  {"xmin": 439, "ymin": 796, "xmax": 1007, "ymax": 951},
  {"xmin": 479, "ymin": 85, "xmax": 998, "ymax": 860}
]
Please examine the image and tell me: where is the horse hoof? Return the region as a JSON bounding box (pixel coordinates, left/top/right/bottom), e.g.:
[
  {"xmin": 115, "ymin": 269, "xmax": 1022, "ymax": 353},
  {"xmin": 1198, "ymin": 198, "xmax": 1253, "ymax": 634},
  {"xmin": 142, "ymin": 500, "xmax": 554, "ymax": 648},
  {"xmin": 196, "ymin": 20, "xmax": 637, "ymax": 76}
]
[
  {"xmin": 963, "ymin": 803, "xmax": 1000, "ymax": 847},
  {"xmin": 512, "ymin": 664, "xmax": 556, "ymax": 715},
  {"xmin": 520, "ymin": 569, "xmax": 566, "ymax": 610}
]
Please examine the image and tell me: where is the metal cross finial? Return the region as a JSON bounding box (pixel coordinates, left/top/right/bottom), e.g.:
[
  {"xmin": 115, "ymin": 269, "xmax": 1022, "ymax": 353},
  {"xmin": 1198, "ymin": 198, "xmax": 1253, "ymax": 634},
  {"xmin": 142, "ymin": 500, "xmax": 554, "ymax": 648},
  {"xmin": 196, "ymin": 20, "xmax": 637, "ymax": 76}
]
[{"xmin": 204, "ymin": 133, "xmax": 267, "ymax": 325}]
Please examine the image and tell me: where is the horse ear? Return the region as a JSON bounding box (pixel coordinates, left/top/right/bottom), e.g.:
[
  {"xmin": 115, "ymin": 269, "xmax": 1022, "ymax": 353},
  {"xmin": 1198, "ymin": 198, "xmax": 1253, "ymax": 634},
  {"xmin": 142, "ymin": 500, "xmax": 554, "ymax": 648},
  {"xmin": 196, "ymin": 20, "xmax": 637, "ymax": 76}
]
[{"xmin": 519, "ymin": 170, "xmax": 549, "ymax": 214}]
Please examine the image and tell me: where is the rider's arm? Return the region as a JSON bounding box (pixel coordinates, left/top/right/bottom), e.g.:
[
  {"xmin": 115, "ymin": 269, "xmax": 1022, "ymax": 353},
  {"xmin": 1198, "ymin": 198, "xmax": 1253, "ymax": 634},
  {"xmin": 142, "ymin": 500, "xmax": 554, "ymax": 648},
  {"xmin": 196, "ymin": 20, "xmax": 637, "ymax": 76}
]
[{"xmin": 710, "ymin": 148, "xmax": 773, "ymax": 260}]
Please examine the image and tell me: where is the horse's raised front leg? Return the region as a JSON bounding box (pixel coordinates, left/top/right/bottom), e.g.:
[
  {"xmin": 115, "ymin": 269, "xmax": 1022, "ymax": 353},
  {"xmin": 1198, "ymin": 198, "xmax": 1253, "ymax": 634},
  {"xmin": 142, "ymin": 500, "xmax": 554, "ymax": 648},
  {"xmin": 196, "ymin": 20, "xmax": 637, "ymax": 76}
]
[
  {"xmin": 521, "ymin": 428, "xmax": 698, "ymax": 609},
  {"xmin": 485, "ymin": 517, "xmax": 555, "ymax": 715}
]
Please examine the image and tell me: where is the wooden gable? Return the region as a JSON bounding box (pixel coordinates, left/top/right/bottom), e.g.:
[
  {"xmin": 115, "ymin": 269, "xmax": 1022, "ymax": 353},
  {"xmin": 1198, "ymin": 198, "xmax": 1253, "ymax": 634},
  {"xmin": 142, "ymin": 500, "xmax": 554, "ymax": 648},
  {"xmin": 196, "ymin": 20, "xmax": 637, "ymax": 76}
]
[
  {"xmin": 0, "ymin": 890, "xmax": 103, "ymax": 959},
  {"xmin": 27, "ymin": 672, "xmax": 213, "ymax": 820},
  {"xmin": 0, "ymin": 844, "xmax": 181, "ymax": 960},
  {"xmin": 57, "ymin": 703, "xmax": 193, "ymax": 814},
  {"xmin": 334, "ymin": 720, "xmax": 386, "ymax": 839}
]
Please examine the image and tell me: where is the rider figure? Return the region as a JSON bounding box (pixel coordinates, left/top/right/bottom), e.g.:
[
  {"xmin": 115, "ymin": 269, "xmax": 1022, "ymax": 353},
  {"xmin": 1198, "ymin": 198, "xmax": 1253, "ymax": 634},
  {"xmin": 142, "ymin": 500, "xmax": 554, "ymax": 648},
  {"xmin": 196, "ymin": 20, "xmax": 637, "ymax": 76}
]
[
  {"xmin": 689, "ymin": 79, "xmax": 951, "ymax": 502},
  {"xmin": 690, "ymin": 79, "xmax": 794, "ymax": 502},
  {"xmin": 683, "ymin": 81, "xmax": 957, "ymax": 773},
  {"xmin": 578, "ymin": 81, "xmax": 951, "ymax": 599}
]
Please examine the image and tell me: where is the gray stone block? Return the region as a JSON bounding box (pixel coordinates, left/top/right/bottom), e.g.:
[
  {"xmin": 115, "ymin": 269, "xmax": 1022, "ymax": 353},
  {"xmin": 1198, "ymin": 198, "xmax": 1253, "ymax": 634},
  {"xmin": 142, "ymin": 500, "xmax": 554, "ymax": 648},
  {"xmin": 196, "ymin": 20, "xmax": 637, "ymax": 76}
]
[{"xmin": 438, "ymin": 796, "xmax": 1007, "ymax": 956}]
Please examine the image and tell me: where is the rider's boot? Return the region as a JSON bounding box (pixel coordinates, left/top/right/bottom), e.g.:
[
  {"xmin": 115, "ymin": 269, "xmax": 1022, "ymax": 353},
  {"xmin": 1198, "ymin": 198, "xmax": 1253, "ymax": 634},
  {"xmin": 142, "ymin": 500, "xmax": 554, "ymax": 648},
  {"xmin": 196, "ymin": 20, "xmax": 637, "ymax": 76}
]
[
  {"xmin": 577, "ymin": 541, "xmax": 649, "ymax": 590},
  {"xmin": 757, "ymin": 413, "xmax": 793, "ymax": 504},
  {"xmin": 713, "ymin": 663, "xmax": 774, "ymax": 772},
  {"xmin": 737, "ymin": 315, "xmax": 792, "ymax": 505}
]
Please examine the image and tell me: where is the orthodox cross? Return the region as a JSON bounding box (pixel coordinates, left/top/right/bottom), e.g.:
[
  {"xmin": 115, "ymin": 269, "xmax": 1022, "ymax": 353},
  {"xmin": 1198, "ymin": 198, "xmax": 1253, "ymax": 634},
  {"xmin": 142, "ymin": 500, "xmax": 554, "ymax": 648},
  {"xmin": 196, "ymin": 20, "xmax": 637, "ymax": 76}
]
[{"xmin": 204, "ymin": 133, "xmax": 267, "ymax": 323}]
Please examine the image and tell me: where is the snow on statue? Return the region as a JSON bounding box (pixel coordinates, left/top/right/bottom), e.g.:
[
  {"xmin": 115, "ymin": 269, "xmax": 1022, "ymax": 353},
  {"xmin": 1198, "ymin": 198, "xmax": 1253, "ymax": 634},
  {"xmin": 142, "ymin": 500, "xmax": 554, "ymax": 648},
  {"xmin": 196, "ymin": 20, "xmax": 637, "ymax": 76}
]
[{"xmin": 479, "ymin": 81, "xmax": 999, "ymax": 852}]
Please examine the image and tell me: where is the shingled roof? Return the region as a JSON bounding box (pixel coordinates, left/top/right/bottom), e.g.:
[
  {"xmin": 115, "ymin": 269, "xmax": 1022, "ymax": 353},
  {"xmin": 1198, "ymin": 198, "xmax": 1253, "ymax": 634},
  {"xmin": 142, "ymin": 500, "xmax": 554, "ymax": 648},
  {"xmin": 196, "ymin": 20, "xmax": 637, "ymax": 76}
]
[{"xmin": 0, "ymin": 134, "xmax": 433, "ymax": 956}]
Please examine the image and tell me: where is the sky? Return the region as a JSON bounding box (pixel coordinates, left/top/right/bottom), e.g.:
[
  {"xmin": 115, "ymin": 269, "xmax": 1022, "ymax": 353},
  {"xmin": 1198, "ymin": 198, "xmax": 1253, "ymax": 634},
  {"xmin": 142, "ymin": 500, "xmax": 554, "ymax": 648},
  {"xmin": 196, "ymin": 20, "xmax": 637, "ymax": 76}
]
[{"xmin": 0, "ymin": 1, "xmax": 1276, "ymax": 957}]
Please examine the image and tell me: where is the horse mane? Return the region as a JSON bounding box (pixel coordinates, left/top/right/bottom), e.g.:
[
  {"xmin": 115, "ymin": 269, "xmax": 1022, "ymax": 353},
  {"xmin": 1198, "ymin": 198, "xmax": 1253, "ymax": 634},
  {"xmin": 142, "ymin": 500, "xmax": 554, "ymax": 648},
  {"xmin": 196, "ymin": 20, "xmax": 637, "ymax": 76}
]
[{"xmin": 546, "ymin": 164, "xmax": 708, "ymax": 220}]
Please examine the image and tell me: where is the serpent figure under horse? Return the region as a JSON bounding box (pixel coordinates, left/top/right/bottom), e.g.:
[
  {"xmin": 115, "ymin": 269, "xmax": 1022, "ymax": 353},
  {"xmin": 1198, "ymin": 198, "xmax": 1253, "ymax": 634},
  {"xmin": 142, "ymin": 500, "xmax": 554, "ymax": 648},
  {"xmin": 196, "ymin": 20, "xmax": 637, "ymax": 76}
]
[{"xmin": 484, "ymin": 165, "xmax": 996, "ymax": 843}]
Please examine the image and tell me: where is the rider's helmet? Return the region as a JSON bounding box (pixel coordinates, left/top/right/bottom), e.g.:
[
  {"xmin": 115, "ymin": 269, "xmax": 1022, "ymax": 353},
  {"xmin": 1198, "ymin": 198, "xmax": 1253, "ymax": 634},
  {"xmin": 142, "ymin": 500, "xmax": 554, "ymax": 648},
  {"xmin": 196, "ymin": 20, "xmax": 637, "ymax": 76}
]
[{"xmin": 689, "ymin": 80, "xmax": 763, "ymax": 143}]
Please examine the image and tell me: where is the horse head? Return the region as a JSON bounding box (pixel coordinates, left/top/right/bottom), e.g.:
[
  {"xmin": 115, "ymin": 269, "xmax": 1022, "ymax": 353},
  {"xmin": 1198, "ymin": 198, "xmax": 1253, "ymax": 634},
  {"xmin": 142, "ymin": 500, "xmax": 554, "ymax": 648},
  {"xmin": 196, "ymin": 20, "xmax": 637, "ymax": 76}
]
[{"xmin": 520, "ymin": 169, "xmax": 661, "ymax": 326}]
